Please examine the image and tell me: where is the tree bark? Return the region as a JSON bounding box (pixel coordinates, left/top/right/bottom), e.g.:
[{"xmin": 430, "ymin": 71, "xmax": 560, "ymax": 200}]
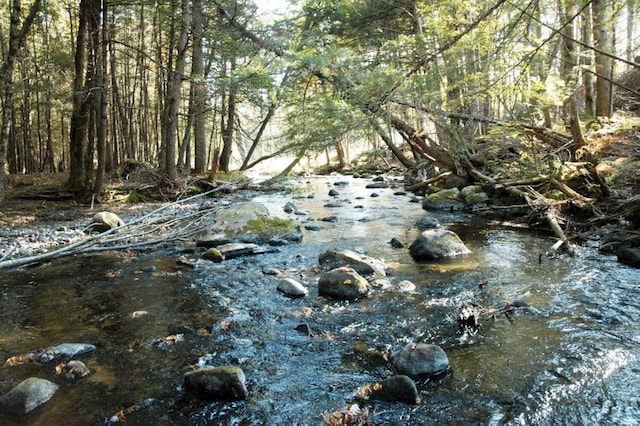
[{"xmin": 192, "ymin": 0, "xmax": 207, "ymax": 173}]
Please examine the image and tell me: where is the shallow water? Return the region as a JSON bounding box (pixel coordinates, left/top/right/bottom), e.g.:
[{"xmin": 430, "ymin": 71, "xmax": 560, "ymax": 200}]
[{"xmin": 1, "ymin": 175, "xmax": 640, "ymax": 425}]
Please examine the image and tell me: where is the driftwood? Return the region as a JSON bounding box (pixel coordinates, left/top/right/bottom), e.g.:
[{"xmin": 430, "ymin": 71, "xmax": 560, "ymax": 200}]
[{"xmin": 0, "ymin": 182, "xmax": 241, "ymax": 271}]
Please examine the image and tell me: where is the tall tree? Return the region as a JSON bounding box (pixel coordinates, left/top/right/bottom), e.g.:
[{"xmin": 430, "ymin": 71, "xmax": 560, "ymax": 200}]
[
  {"xmin": 0, "ymin": 0, "xmax": 42, "ymax": 205},
  {"xmin": 592, "ymin": 0, "xmax": 613, "ymax": 117},
  {"xmin": 160, "ymin": 0, "xmax": 191, "ymax": 183}
]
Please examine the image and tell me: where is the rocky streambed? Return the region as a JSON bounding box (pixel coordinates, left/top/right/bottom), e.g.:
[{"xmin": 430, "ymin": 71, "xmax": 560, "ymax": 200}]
[{"xmin": 2, "ymin": 175, "xmax": 640, "ymax": 425}]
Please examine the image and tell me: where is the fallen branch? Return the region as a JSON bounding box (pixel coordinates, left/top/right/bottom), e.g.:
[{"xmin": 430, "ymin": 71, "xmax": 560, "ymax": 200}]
[{"xmin": 0, "ymin": 183, "xmax": 240, "ymax": 271}]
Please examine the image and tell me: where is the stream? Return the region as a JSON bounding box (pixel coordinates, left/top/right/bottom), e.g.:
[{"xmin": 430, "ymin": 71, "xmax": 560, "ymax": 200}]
[{"xmin": 1, "ymin": 175, "xmax": 640, "ymax": 425}]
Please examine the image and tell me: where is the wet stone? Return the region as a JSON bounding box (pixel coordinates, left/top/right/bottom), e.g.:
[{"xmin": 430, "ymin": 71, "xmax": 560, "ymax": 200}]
[
  {"xmin": 0, "ymin": 377, "xmax": 59, "ymax": 414},
  {"xmin": 318, "ymin": 267, "xmax": 371, "ymax": 300},
  {"xmin": 184, "ymin": 366, "xmax": 247, "ymax": 401},
  {"xmin": 409, "ymin": 228, "xmax": 470, "ymax": 261},
  {"xmin": 87, "ymin": 211, "xmax": 125, "ymax": 233},
  {"xmin": 319, "ymin": 248, "xmax": 386, "ymax": 276},
  {"xmin": 390, "ymin": 343, "xmax": 450, "ymax": 378},
  {"xmin": 276, "ymin": 277, "xmax": 309, "ymax": 298},
  {"xmin": 357, "ymin": 375, "xmax": 420, "ymax": 404}
]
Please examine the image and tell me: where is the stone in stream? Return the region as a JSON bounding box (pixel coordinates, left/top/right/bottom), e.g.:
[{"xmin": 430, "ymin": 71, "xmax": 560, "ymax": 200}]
[
  {"xmin": 5, "ymin": 343, "xmax": 96, "ymax": 365},
  {"xmin": 55, "ymin": 360, "xmax": 91, "ymax": 381},
  {"xmin": 415, "ymin": 215, "xmax": 440, "ymax": 230},
  {"xmin": 276, "ymin": 277, "xmax": 309, "ymax": 298},
  {"xmin": 617, "ymin": 247, "xmax": 640, "ymax": 268},
  {"xmin": 184, "ymin": 366, "xmax": 247, "ymax": 400},
  {"xmin": 356, "ymin": 375, "xmax": 420, "ymax": 404},
  {"xmin": 87, "ymin": 211, "xmax": 125, "ymax": 233},
  {"xmin": 409, "ymin": 228, "xmax": 470, "ymax": 261},
  {"xmin": 0, "ymin": 377, "xmax": 59, "ymax": 414},
  {"xmin": 202, "ymin": 247, "xmax": 225, "ymax": 263},
  {"xmin": 319, "ymin": 248, "xmax": 386, "ymax": 276},
  {"xmin": 318, "ymin": 267, "xmax": 371, "ymax": 300},
  {"xmin": 390, "ymin": 343, "xmax": 450, "ymax": 378}
]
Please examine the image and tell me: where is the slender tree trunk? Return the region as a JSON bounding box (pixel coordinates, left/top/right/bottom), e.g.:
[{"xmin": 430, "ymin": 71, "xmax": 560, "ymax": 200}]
[
  {"xmin": 68, "ymin": 0, "xmax": 90, "ymax": 191},
  {"xmin": 161, "ymin": 0, "xmax": 190, "ymax": 183},
  {"xmin": 592, "ymin": 0, "xmax": 613, "ymax": 117},
  {"xmin": 192, "ymin": 0, "xmax": 207, "ymax": 173},
  {"xmin": 220, "ymin": 59, "xmax": 236, "ymax": 173},
  {"xmin": 94, "ymin": 0, "xmax": 109, "ymax": 197}
]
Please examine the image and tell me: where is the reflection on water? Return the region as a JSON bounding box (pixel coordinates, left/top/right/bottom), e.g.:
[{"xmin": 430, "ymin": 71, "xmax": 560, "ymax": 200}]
[{"xmin": 1, "ymin": 175, "xmax": 640, "ymax": 425}]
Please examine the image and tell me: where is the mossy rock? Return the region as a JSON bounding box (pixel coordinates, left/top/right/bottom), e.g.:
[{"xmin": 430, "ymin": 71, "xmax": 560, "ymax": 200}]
[{"xmin": 203, "ymin": 248, "xmax": 225, "ymax": 263}]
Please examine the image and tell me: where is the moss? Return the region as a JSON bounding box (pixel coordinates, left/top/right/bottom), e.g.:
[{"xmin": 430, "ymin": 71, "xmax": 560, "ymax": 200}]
[{"xmin": 242, "ymin": 215, "xmax": 298, "ymax": 235}]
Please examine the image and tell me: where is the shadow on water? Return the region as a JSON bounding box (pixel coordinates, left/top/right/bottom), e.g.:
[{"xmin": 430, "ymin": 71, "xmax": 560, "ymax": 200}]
[{"xmin": 2, "ymin": 175, "xmax": 640, "ymax": 425}]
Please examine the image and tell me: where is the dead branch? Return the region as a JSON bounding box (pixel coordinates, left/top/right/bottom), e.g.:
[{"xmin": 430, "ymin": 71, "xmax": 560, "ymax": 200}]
[{"xmin": 0, "ymin": 183, "xmax": 240, "ymax": 271}]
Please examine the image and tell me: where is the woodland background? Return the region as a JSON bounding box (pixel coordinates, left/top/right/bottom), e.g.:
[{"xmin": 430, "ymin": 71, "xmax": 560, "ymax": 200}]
[{"xmin": 0, "ymin": 0, "xmax": 638, "ymax": 207}]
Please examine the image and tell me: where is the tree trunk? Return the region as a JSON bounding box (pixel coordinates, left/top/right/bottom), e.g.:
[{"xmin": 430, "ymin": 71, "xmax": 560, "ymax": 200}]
[
  {"xmin": 192, "ymin": 0, "xmax": 207, "ymax": 173},
  {"xmin": 0, "ymin": 0, "xmax": 42, "ymax": 205},
  {"xmin": 592, "ymin": 0, "xmax": 613, "ymax": 118},
  {"xmin": 161, "ymin": 0, "xmax": 190, "ymax": 183},
  {"xmin": 220, "ymin": 59, "xmax": 236, "ymax": 173},
  {"xmin": 94, "ymin": 0, "xmax": 109, "ymax": 198},
  {"xmin": 68, "ymin": 0, "xmax": 91, "ymax": 191}
]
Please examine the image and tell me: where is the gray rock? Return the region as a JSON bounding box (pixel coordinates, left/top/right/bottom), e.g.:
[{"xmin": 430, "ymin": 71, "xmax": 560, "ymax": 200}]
[
  {"xmin": 319, "ymin": 248, "xmax": 386, "ymax": 276},
  {"xmin": 217, "ymin": 243, "xmax": 274, "ymax": 259},
  {"xmin": 409, "ymin": 228, "xmax": 470, "ymax": 261},
  {"xmin": 284, "ymin": 202, "xmax": 296, "ymax": 213},
  {"xmin": 57, "ymin": 360, "xmax": 91, "ymax": 381},
  {"xmin": 394, "ymin": 280, "xmax": 416, "ymax": 293},
  {"xmin": 421, "ymin": 188, "xmax": 465, "ymax": 211},
  {"xmin": 390, "ymin": 343, "xmax": 450, "ymax": 378},
  {"xmin": 277, "ymin": 278, "xmax": 308, "ymax": 298},
  {"xmin": 196, "ymin": 233, "xmax": 232, "ymax": 248},
  {"xmin": 358, "ymin": 375, "xmax": 420, "ymax": 404},
  {"xmin": 0, "ymin": 378, "xmax": 59, "ymax": 414},
  {"xmin": 318, "ymin": 267, "xmax": 370, "ymax": 300},
  {"xmin": 17, "ymin": 343, "xmax": 97, "ymax": 364},
  {"xmin": 415, "ymin": 215, "xmax": 440, "ymax": 230},
  {"xmin": 184, "ymin": 366, "xmax": 247, "ymax": 400},
  {"xmin": 328, "ymin": 189, "xmax": 340, "ymax": 196},
  {"xmin": 365, "ymin": 182, "xmax": 389, "ymax": 189},
  {"xmin": 88, "ymin": 211, "xmax": 125, "ymax": 233}
]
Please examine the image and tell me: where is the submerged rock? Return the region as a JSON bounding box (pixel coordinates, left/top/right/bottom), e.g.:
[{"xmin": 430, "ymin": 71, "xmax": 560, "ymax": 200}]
[
  {"xmin": 0, "ymin": 378, "xmax": 59, "ymax": 414},
  {"xmin": 318, "ymin": 267, "xmax": 370, "ymax": 300},
  {"xmin": 184, "ymin": 366, "xmax": 247, "ymax": 400},
  {"xmin": 409, "ymin": 228, "xmax": 470, "ymax": 261},
  {"xmin": 319, "ymin": 248, "xmax": 386, "ymax": 276},
  {"xmin": 277, "ymin": 277, "xmax": 308, "ymax": 298},
  {"xmin": 5, "ymin": 343, "xmax": 96, "ymax": 365},
  {"xmin": 390, "ymin": 343, "xmax": 450, "ymax": 378},
  {"xmin": 55, "ymin": 360, "xmax": 91, "ymax": 381},
  {"xmin": 357, "ymin": 375, "xmax": 420, "ymax": 404}
]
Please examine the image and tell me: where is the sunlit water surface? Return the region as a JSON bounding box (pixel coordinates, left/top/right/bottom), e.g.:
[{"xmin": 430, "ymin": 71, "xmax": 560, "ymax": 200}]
[{"xmin": 1, "ymin": 175, "xmax": 639, "ymax": 425}]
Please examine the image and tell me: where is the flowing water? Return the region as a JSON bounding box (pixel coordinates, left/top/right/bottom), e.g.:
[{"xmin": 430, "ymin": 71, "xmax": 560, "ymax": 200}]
[{"xmin": 1, "ymin": 175, "xmax": 640, "ymax": 425}]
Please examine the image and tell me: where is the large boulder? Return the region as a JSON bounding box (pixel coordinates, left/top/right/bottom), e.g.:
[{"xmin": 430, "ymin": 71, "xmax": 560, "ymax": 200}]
[
  {"xmin": 319, "ymin": 248, "xmax": 386, "ymax": 276},
  {"xmin": 318, "ymin": 267, "xmax": 371, "ymax": 300},
  {"xmin": 0, "ymin": 378, "xmax": 59, "ymax": 414},
  {"xmin": 215, "ymin": 202, "xmax": 302, "ymax": 244},
  {"xmin": 184, "ymin": 366, "xmax": 247, "ymax": 400},
  {"xmin": 390, "ymin": 343, "xmax": 450, "ymax": 378},
  {"xmin": 422, "ymin": 188, "xmax": 465, "ymax": 211},
  {"xmin": 88, "ymin": 211, "xmax": 125, "ymax": 233},
  {"xmin": 409, "ymin": 228, "xmax": 470, "ymax": 261}
]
